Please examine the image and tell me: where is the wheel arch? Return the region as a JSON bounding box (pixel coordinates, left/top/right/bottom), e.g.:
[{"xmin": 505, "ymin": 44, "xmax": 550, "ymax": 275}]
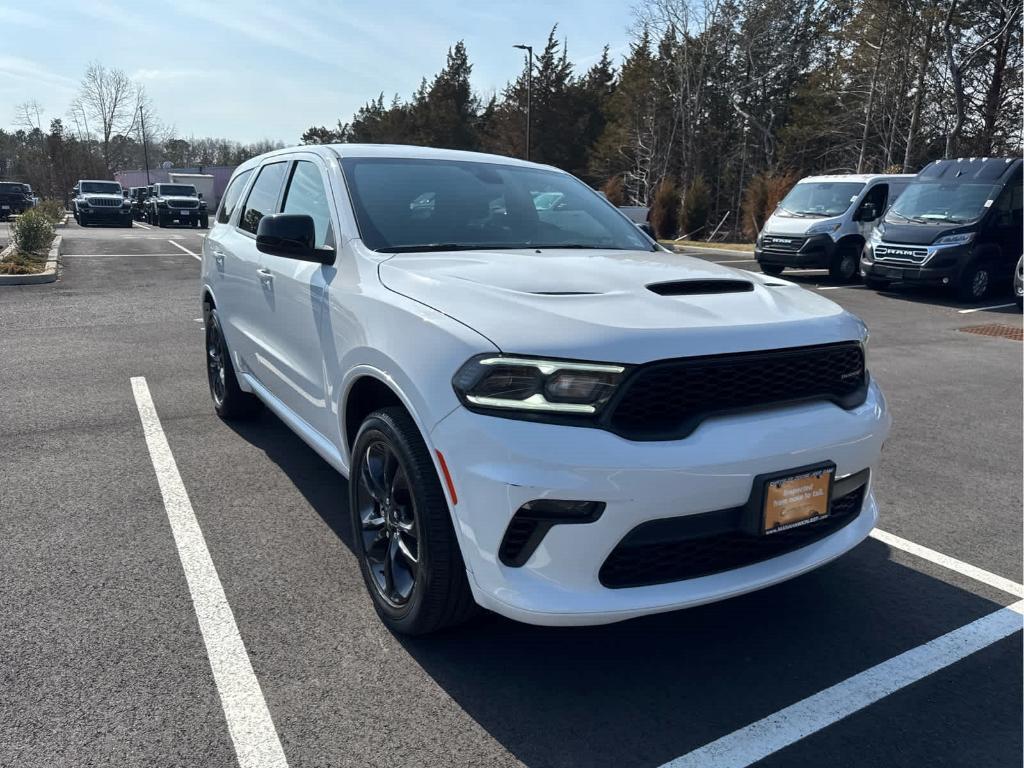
[{"xmin": 836, "ymin": 233, "xmax": 866, "ymax": 253}]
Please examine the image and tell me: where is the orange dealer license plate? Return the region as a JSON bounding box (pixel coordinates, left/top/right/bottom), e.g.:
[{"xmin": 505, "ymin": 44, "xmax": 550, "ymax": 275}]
[{"xmin": 762, "ymin": 467, "xmax": 834, "ymax": 535}]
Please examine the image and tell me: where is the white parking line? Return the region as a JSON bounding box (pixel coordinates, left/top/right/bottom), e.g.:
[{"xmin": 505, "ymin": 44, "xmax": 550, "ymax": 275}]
[
  {"xmin": 134, "ymin": 222, "xmax": 152, "ymax": 230},
  {"xmin": 168, "ymin": 240, "xmax": 201, "ymax": 260},
  {"xmin": 817, "ymin": 285, "xmax": 866, "ymax": 291},
  {"xmin": 708, "ymin": 259, "xmax": 757, "ymax": 265},
  {"xmin": 870, "ymin": 528, "xmax": 1024, "ymax": 597},
  {"xmin": 660, "ymin": 600, "xmax": 1024, "ymax": 768},
  {"xmin": 62, "ymin": 253, "xmax": 183, "ymax": 258},
  {"xmin": 131, "ymin": 377, "xmax": 289, "ymax": 768},
  {"xmin": 957, "ymin": 303, "xmax": 1016, "ymax": 314}
]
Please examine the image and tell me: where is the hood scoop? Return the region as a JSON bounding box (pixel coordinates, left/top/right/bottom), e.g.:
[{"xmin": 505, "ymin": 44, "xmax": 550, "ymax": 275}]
[{"xmin": 647, "ymin": 279, "xmax": 754, "ymax": 297}]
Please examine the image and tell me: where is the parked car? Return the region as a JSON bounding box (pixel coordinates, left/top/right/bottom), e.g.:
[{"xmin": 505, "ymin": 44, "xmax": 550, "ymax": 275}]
[
  {"xmin": 755, "ymin": 173, "xmax": 914, "ymax": 282},
  {"xmin": 145, "ymin": 182, "xmax": 208, "ymax": 228},
  {"xmin": 1014, "ymin": 255, "xmax": 1022, "ymax": 309},
  {"xmin": 201, "ymin": 145, "xmax": 889, "ymax": 634},
  {"xmin": 72, "ymin": 180, "xmax": 132, "ymax": 227},
  {"xmin": 128, "ymin": 187, "xmax": 149, "ymax": 220},
  {"xmin": 0, "ymin": 181, "xmax": 36, "ymax": 219},
  {"xmin": 861, "ymin": 157, "xmax": 1023, "ymax": 301}
]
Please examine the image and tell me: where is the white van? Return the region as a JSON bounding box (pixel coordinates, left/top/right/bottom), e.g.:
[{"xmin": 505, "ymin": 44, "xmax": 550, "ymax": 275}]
[{"xmin": 755, "ymin": 174, "xmax": 913, "ymax": 281}]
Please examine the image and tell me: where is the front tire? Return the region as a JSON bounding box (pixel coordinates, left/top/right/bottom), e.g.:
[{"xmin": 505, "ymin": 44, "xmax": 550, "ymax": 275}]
[
  {"xmin": 829, "ymin": 242, "xmax": 860, "ymax": 282},
  {"xmin": 350, "ymin": 407, "xmax": 476, "ymax": 635},
  {"xmin": 956, "ymin": 261, "xmax": 991, "ymax": 302},
  {"xmin": 205, "ymin": 307, "xmax": 260, "ymax": 420},
  {"xmin": 761, "ymin": 264, "xmax": 784, "ymax": 276},
  {"xmin": 79, "ymin": 213, "xmax": 89, "ymax": 227}
]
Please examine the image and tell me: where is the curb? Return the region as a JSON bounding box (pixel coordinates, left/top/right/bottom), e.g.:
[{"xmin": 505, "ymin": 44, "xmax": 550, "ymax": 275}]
[
  {"xmin": 0, "ymin": 234, "xmax": 62, "ymax": 285},
  {"xmin": 668, "ymin": 243, "xmax": 755, "ymax": 258}
]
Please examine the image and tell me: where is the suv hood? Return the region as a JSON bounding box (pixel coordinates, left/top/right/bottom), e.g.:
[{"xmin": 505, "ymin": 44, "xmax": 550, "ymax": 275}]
[
  {"xmin": 879, "ymin": 221, "xmax": 967, "ymax": 245},
  {"xmin": 160, "ymin": 195, "xmax": 199, "ymax": 203},
  {"xmin": 762, "ymin": 213, "xmax": 840, "ymax": 237},
  {"xmin": 378, "ymin": 248, "xmax": 862, "ymax": 364},
  {"xmin": 81, "ymin": 193, "xmax": 124, "ymax": 202}
]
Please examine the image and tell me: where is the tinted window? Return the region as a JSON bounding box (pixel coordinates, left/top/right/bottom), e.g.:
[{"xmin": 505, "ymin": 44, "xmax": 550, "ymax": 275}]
[
  {"xmin": 158, "ymin": 185, "xmax": 196, "ymax": 197},
  {"xmin": 217, "ymin": 169, "xmax": 253, "ymax": 224},
  {"xmin": 777, "ymin": 182, "xmax": 864, "ymax": 218},
  {"xmin": 282, "ymin": 160, "xmax": 333, "ymax": 248},
  {"xmin": 887, "ymin": 182, "xmax": 1000, "ymax": 225},
  {"xmin": 342, "ymin": 157, "xmax": 653, "ymax": 253},
  {"xmin": 81, "ymin": 181, "xmax": 122, "ymax": 194},
  {"xmin": 239, "ymin": 163, "xmax": 287, "ymax": 233}
]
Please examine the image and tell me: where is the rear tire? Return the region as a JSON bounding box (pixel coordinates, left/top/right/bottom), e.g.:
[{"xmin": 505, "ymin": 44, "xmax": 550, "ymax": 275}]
[
  {"xmin": 761, "ymin": 264, "xmax": 784, "ymax": 276},
  {"xmin": 205, "ymin": 307, "xmax": 261, "ymax": 420},
  {"xmin": 350, "ymin": 407, "xmax": 477, "ymax": 635},
  {"xmin": 79, "ymin": 213, "xmax": 89, "ymax": 227},
  {"xmin": 956, "ymin": 261, "xmax": 991, "ymax": 303},
  {"xmin": 829, "ymin": 243, "xmax": 860, "ymax": 282}
]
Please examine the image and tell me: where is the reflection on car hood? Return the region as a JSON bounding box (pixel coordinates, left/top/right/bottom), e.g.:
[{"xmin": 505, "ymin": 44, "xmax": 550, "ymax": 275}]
[
  {"xmin": 879, "ymin": 222, "xmax": 965, "ymax": 245},
  {"xmin": 377, "ymin": 248, "xmax": 863, "ymax": 363},
  {"xmin": 81, "ymin": 194, "xmax": 124, "ymax": 201}
]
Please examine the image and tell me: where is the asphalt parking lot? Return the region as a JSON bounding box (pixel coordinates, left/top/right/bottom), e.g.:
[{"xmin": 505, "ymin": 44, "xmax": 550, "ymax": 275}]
[{"xmin": 1, "ymin": 222, "xmax": 1021, "ymax": 767}]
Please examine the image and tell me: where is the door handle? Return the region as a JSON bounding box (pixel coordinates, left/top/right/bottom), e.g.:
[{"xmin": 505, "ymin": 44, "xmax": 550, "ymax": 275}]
[
  {"xmin": 257, "ymin": 267, "xmax": 274, "ymax": 283},
  {"xmin": 211, "ymin": 248, "xmax": 225, "ymax": 263}
]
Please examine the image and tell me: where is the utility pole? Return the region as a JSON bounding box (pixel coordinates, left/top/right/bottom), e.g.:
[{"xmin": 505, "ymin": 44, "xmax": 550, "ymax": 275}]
[
  {"xmin": 139, "ymin": 107, "xmax": 151, "ymax": 185},
  {"xmin": 513, "ymin": 44, "xmax": 533, "ymax": 161}
]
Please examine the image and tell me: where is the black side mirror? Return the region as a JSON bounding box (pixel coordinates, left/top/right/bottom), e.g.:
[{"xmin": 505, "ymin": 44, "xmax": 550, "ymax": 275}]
[
  {"xmin": 256, "ymin": 213, "xmax": 334, "ymax": 264},
  {"xmin": 859, "ymin": 202, "xmax": 878, "ymax": 222},
  {"xmin": 197, "ymin": 192, "xmax": 203, "ymax": 200},
  {"xmin": 637, "ymin": 222, "xmax": 655, "ymax": 238}
]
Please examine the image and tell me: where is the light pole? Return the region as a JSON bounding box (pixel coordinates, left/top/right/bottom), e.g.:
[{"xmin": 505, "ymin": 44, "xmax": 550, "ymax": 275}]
[
  {"xmin": 513, "ymin": 44, "xmax": 533, "ymax": 161},
  {"xmin": 138, "ymin": 106, "xmax": 151, "ymax": 185}
]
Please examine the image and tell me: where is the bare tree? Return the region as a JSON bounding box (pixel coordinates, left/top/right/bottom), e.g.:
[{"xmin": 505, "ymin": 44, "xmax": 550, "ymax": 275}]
[
  {"xmin": 13, "ymin": 100, "xmax": 45, "ymax": 132},
  {"xmin": 70, "ymin": 62, "xmax": 139, "ymax": 174}
]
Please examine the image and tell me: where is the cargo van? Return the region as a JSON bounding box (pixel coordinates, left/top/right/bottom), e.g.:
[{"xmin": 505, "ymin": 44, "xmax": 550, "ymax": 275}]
[
  {"xmin": 755, "ymin": 174, "xmax": 914, "ymax": 281},
  {"xmin": 861, "ymin": 158, "xmax": 1023, "ymax": 301}
]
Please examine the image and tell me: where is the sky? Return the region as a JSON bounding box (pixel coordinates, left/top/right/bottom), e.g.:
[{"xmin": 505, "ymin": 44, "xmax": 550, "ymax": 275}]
[{"xmin": 0, "ymin": 1, "xmax": 634, "ymax": 145}]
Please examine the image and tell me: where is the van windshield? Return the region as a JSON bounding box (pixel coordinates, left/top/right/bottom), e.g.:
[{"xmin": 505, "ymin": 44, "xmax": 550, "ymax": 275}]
[
  {"xmin": 341, "ymin": 157, "xmax": 655, "ymax": 253},
  {"xmin": 777, "ymin": 182, "xmax": 864, "ymax": 218},
  {"xmin": 885, "ymin": 182, "xmax": 999, "ymax": 225},
  {"xmin": 0, "ymin": 183, "xmax": 26, "ymax": 194}
]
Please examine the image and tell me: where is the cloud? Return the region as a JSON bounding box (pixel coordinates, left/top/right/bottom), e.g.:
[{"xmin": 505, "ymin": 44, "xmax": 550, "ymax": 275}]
[
  {"xmin": 0, "ymin": 8, "xmax": 46, "ymax": 27},
  {"xmin": 132, "ymin": 68, "xmax": 219, "ymax": 82},
  {"xmin": 0, "ymin": 56, "xmax": 77, "ymax": 91}
]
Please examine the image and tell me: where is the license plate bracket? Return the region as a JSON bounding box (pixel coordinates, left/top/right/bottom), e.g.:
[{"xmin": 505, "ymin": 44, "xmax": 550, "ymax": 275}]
[{"xmin": 739, "ymin": 462, "xmax": 836, "ymax": 536}]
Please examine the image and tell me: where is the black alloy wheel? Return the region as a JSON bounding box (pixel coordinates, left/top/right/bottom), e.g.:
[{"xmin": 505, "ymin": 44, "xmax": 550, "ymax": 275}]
[
  {"xmin": 204, "ymin": 307, "xmax": 260, "ymax": 420},
  {"xmin": 957, "ymin": 261, "xmax": 991, "ymax": 302},
  {"xmin": 356, "ymin": 440, "xmax": 421, "ymax": 607}
]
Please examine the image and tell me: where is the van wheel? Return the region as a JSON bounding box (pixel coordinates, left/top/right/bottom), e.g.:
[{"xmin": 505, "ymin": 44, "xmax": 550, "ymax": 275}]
[
  {"xmin": 829, "ymin": 243, "xmax": 860, "ymax": 282},
  {"xmin": 350, "ymin": 407, "xmax": 477, "ymax": 635},
  {"xmin": 205, "ymin": 307, "xmax": 260, "ymax": 420},
  {"xmin": 957, "ymin": 262, "xmax": 991, "ymax": 302},
  {"xmin": 761, "ymin": 264, "xmax": 784, "ymax": 276}
]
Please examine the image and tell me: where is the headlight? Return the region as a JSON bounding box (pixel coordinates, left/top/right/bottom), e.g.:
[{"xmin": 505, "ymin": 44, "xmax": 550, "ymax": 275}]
[
  {"xmin": 756, "ymin": 231, "xmax": 764, "ymax": 247},
  {"xmin": 806, "ymin": 220, "xmax": 842, "ymax": 236},
  {"xmin": 933, "ymin": 232, "xmax": 974, "ymax": 246},
  {"xmin": 453, "ymin": 355, "xmax": 627, "ymax": 416}
]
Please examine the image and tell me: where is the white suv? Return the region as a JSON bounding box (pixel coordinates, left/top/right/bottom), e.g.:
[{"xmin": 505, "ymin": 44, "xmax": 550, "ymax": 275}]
[{"xmin": 201, "ymin": 145, "xmax": 890, "ymax": 634}]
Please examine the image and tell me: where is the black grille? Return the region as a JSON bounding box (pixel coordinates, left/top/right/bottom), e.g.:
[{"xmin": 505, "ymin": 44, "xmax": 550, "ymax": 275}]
[
  {"xmin": 606, "ymin": 342, "xmax": 866, "ymax": 440},
  {"xmin": 761, "ymin": 236, "xmax": 805, "ymax": 253},
  {"xmin": 600, "ymin": 485, "xmax": 866, "ymax": 588},
  {"xmin": 499, "ymin": 516, "xmax": 540, "ymax": 566}
]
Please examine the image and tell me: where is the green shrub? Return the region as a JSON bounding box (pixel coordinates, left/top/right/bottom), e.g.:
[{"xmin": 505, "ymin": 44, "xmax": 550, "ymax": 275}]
[
  {"xmin": 680, "ymin": 176, "xmax": 711, "ymax": 238},
  {"xmin": 12, "ymin": 208, "xmax": 55, "ymax": 256},
  {"xmin": 649, "ymin": 177, "xmax": 681, "ymax": 239},
  {"xmin": 33, "ymin": 199, "xmax": 66, "ymax": 224}
]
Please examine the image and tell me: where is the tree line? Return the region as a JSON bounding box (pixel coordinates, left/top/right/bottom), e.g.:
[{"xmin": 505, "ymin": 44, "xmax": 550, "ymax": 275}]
[
  {"xmin": 0, "ymin": 63, "xmax": 283, "ymax": 204},
  {"xmin": 302, "ymin": 0, "xmax": 1021, "ymax": 240}
]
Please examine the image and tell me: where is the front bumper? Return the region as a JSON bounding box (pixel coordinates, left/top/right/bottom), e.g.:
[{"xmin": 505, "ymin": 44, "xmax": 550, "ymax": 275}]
[
  {"xmin": 861, "ymin": 244, "xmax": 969, "ymax": 285},
  {"xmin": 756, "ymin": 234, "xmax": 835, "ymax": 268},
  {"xmin": 431, "ymin": 380, "xmax": 890, "ymax": 626},
  {"xmin": 80, "ymin": 206, "xmax": 132, "ymax": 221}
]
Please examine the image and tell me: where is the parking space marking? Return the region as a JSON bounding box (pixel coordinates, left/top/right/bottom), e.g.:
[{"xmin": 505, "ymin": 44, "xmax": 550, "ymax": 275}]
[
  {"xmin": 62, "ymin": 253, "xmax": 184, "ymax": 258},
  {"xmin": 871, "ymin": 528, "xmax": 1024, "ymax": 598},
  {"xmin": 818, "ymin": 285, "xmax": 866, "ymax": 291},
  {"xmin": 168, "ymin": 240, "xmax": 201, "ymax": 260},
  {"xmin": 957, "ymin": 303, "xmax": 1017, "ymax": 314},
  {"xmin": 134, "ymin": 222, "xmax": 152, "ymax": 230},
  {"xmin": 130, "ymin": 377, "xmax": 289, "ymax": 768},
  {"xmin": 706, "ymin": 258, "xmax": 757, "ymax": 265},
  {"xmin": 660, "ymin": 599, "xmax": 1024, "ymax": 768}
]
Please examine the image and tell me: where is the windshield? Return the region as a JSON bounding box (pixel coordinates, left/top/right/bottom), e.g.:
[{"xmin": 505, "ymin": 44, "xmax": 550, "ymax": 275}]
[
  {"xmin": 886, "ymin": 181, "xmax": 999, "ymax": 225},
  {"xmin": 342, "ymin": 157, "xmax": 655, "ymax": 253},
  {"xmin": 0, "ymin": 183, "xmax": 26, "ymax": 194},
  {"xmin": 777, "ymin": 182, "xmax": 865, "ymax": 218},
  {"xmin": 81, "ymin": 181, "xmax": 122, "ymax": 194},
  {"xmin": 159, "ymin": 184, "xmax": 197, "ymax": 197}
]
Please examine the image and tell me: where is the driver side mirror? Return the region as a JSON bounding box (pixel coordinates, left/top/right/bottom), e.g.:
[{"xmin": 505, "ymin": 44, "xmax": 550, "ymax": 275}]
[
  {"xmin": 256, "ymin": 213, "xmax": 334, "ymax": 264},
  {"xmin": 858, "ymin": 202, "xmax": 878, "ymax": 222}
]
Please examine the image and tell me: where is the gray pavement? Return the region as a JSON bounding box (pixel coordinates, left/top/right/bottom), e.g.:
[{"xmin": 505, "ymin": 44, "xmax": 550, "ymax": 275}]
[{"xmin": 0, "ymin": 223, "xmax": 1020, "ymax": 767}]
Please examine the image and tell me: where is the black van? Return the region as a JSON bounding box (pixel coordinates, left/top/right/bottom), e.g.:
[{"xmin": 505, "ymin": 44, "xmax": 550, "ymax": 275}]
[{"xmin": 861, "ymin": 157, "xmax": 1023, "ymax": 301}]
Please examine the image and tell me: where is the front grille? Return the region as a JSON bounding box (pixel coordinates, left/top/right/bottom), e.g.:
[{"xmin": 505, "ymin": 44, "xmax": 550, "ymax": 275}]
[
  {"xmin": 606, "ymin": 342, "xmax": 867, "ymax": 440},
  {"xmin": 760, "ymin": 236, "xmax": 805, "ymax": 253},
  {"xmin": 90, "ymin": 198, "xmax": 121, "ymax": 208},
  {"xmin": 599, "ymin": 484, "xmax": 866, "ymax": 588},
  {"xmin": 171, "ymin": 199, "xmax": 199, "ymax": 209},
  {"xmin": 873, "ymin": 244, "xmax": 928, "ymax": 264}
]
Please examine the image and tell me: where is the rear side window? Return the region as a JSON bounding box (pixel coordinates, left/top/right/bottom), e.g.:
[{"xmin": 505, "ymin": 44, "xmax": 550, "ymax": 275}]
[
  {"xmin": 238, "ymin": 162, "xmax": 286, "ymax": 234},
  {"xmin": 217, "ymin": 169, "xmax": 253, "ymax": 224},
  {"xmin": 282, "ymin": 160, "xmax": 334, "ymax": 248}
]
